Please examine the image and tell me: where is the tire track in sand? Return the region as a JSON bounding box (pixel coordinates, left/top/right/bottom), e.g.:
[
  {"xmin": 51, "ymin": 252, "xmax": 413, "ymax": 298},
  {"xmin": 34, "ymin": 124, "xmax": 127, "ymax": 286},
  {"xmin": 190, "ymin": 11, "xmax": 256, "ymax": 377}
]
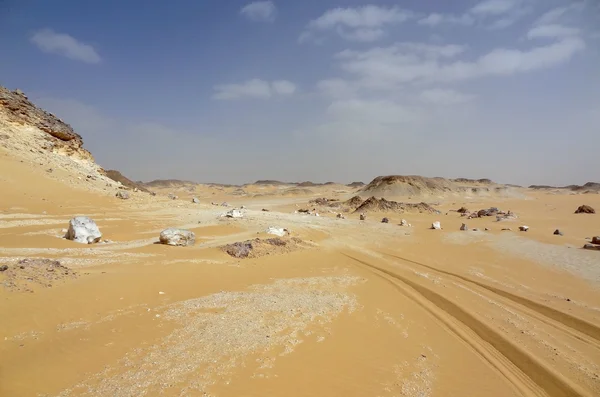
[
  {"xmin": 382, "ymin": 251, "xmax": 600, "ymax": 346},
  {"xmin": 342, "ymin": 252, "xmax": 591, "ymax": 397}
]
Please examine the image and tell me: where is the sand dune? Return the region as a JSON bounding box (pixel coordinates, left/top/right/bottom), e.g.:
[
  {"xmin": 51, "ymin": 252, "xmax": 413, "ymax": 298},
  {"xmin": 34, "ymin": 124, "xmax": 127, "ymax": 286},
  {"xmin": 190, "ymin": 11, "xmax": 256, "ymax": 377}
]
[{"xmin": 2, "ymin": 86, "xmax": 600, "ymax": 396}]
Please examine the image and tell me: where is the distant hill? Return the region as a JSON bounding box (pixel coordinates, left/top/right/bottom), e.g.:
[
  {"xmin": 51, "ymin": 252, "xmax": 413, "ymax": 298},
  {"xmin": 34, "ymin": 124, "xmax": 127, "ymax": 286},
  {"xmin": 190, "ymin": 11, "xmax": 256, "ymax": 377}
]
[
  {"xmin": 360, "ymin": 175, "xmax": 516, "ymax": 198},
  {"xmin": 106, "ymin": 170, "xmax": 151, "ymax": 193}
]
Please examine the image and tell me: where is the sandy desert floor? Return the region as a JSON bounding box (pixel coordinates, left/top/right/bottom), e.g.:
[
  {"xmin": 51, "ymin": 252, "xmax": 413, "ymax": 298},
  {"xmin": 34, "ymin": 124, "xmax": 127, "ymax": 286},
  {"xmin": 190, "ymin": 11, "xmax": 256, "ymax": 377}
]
[{"xmin": 1, "ymin": 151, "xmax": 600, "ymax": 397}]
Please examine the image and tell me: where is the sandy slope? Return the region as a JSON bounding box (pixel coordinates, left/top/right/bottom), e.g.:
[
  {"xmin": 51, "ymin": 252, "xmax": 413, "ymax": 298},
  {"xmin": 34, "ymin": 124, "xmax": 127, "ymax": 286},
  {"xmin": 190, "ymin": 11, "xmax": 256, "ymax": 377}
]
[{"xmin": 1, "ymin": 150, "xmax": 600, "ymax": 397}]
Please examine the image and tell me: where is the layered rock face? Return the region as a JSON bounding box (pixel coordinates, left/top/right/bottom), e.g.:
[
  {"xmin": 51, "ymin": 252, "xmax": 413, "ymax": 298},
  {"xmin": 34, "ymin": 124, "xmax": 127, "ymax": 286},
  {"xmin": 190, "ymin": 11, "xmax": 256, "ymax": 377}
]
[{"xmin": 0, "ymin": 85, "xmax": 95, "ymax": 163}]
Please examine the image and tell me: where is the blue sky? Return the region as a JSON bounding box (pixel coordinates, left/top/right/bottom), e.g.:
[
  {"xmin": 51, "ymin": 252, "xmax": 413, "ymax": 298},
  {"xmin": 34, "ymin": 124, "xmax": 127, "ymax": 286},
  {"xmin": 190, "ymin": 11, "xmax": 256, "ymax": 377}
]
[{"xmin": 1, "ymin": 0, "xmax": 599, "ymax": 185}]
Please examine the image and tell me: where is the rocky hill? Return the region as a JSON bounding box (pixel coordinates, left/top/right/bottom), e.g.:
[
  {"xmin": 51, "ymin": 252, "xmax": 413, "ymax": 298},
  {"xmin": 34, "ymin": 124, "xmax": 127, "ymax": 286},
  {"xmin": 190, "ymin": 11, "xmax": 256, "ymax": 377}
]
[
  {"xmin": 0, "ymin": 86, "xmax": 94, "ymax": 163},
  {"xmin": 360, "ymin": 175, "xmax": 516, "ymax": 197}
]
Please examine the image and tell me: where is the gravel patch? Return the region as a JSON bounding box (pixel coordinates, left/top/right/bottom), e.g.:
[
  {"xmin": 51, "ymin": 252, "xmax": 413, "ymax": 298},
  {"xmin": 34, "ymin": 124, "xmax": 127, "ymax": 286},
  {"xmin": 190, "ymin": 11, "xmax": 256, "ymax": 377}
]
[{"xmin": 55, "ymin": 276, "xmax": 363, "ymax": 396}]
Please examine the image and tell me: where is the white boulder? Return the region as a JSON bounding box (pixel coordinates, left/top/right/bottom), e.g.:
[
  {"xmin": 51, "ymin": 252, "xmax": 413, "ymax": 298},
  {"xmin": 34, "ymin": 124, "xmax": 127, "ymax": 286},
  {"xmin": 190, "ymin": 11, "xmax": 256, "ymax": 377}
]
[
  {"xmin": 159, "ymin": 228, "xmax": 196, "ymax": 246},
  {"xmin": 65, "ymin": 217, "xmax": 102, "ymax": 244},
  {"xmin": 431, "ymin": 221, "xmax": 442, "ymax": 230},
  {"xmin": 519, "ymin": 225, "xmax": 529, "ymax": 232},
  {"xmin": 266, "ymin": 227, "xmax": 287, "ymax": 237},
  {"xmin": 225, "ymin": 209, "xmax": 243, "ymax": 218},
  {"xmin": 192, "ymin": 197, "xmax": 200, "ymax": 204}
]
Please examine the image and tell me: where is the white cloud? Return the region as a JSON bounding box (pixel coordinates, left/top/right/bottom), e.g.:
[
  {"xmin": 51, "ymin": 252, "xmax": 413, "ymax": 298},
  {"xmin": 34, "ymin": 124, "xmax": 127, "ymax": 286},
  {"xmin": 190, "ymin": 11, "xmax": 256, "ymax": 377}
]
[
  {"xmin": 300, "ymin": 5, "xmax": 413, "ymax": 43},
  {"xmin": 528, "ymin": 24, "xmax": 581, "ymax": 39},
  {"xmin": 240, "ymin": 1, "xmax": 277, "ymax": 22},
  {"xmin": 337, "ymin": 27, "xmax": 386, "ymax": 42},
  {"xmin": 418, "ymin": 13, "xmax": 474, "ymax": 27},
  {"xmin": 213, "ymin": 79, "xmax": 296, "ymax": 100},
  {"xmin": 329, "ymin": 37, "xmax": 584, "ymax": 90},
  {"xmin": 30, "ymin": 29, "xmax": 100, "ymax": 64},
  {"xmin": 535, "ymin": 3, "xmax": 585, "ymax": 26},
  {"xmin": 469, "ymin": 0, "xmax": 523, "ymax": 16},
  {"xmin": 419, "ymin": 89, "xmax": 475, "ymax": 105},
  {"xmin": 271, "ymin": 80, "xmax": 296, "ymax": 95},
  {"xmin": 419, "ymin": 0, "xmax": 532, "ymax": 29}
]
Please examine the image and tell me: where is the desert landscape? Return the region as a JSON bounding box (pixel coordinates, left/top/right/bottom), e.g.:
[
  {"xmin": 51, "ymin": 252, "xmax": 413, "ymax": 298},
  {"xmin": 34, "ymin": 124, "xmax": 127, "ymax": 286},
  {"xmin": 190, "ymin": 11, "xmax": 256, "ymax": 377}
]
[{"xmin": 1, "ymin": 84, "xmax": 599, "ymax": 397}]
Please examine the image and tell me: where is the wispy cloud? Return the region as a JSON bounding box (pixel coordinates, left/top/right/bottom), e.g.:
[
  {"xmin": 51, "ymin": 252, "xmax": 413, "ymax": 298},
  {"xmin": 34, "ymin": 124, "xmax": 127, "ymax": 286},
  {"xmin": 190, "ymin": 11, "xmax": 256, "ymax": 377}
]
[
  {"xmin": 240, "ymin": 1, "xmax": 277, "ymax": 22},
  {"xmin": 213, "ymin": 79, "xmax": 296, "ymax": 100},
  {"xmin": 30, "ymin": 29, "xmax": 100, "ymax": 63},
  {"xmin": 323, "ymin": 35, "xmax": 584, "ymax": 91},
  {"xmin": 419, "ymin": 0, "xmax": 532, "ymax": 29},
  {"xmin": 419, "ymin": 89, "xmax": 475, "ymax": 105},
  {"xmin": 300, "ymin": 5, "xmax": 413, "ymax": 43}
]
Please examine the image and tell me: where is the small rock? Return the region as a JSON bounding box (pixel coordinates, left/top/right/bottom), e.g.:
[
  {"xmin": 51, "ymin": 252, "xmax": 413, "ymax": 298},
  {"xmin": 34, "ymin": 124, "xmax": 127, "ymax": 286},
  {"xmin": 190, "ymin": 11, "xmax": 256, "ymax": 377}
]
[
  {"xmin": 221, "ymin": 202, "xmax": 229, "ymax": 207},
  {"xmin": 431, "ymin": 221, "xmax": 442, "ymax": 230},
  {"xmin": 65, "ymin": 217, "xmax": 102, "ymax": 244},
  {"xmin": 381, "ymin": 217, "xmax": 389, "ymax": 224},
  {"xmin": 225, "ymin": 209, "xmax": 243, "ymax": 218},
  {"xmin": 583, "ymin": 244, "xmax": 600, "ymax": 251},
  {"xmin": 133, "ymin": 188, "xmax": 138, "ymax": 192},
  {"xmin": 0, "ymin": 265, "xmax": 8, "ymax": 272},
  {"xmin": 336, "ymin": 213, "xmax": 345, "ymax": 219},
  {"xmin": 460, "ymin": 223, "xmax": 468, "ymax": 231},
  {"xmin": 116, "ymin": 190, "xmax": 130, "ymax": 200},
  {"xmin": 519, "ymin": 226, "xmax": 529, "ymax": 232},
  {"xmin": 159, "ymin": 229, "xmax": 196, "ymax": 247},
  {"xmin": 553, "ymin": 229, "xmax": 563, "ymax": 236},
  {"xmin": 359, "ymin": 213, "xmax": 366, "ymax": 221},
  {"xmin": 484, "ymin": 228, "xmax": 490, "ymax": 231},
  {"xmin": 502, "ymin": 228, "xmax": 512, "ymax": 231},
  {"xmin": 472, "ymin": 228, "xmax": 479, "ymax": 232},
  {"xmin": 158, "ymin": 291, "xmax": 166, "ymax": 295},
  {"xmin": 262, "ymin": 208, "xmax": 270, "ymax": 212},
  {"xmin": 400, "ymin": 219, "xmax": 408, "ymax": 226},
  {"xmin": 575, "ymin": 205, "xmax": 595, "ymax": 214},
  {"xmin": 192, "ymin": 197, "xmax": 200, "ymax": 204},
  {"xmin": 591, "ymin": 236, "xmax": 600, "ymax": 245}
]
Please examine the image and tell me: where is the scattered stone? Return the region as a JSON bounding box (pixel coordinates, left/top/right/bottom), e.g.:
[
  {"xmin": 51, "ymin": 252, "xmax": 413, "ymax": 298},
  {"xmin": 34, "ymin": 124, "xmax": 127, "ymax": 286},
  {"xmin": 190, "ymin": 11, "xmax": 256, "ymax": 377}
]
[
  {"xmin": 150, "ymin": 192, "xmax": 157, "ymax": 196},
  {"xmin": 46, "ymin": 168, "xmax": 53, "ymax": 173},
  {"xmin": 134, "ymin": 188, "xmax": 138, "ymax": 192},
  {"xmin": 159, "ymin": 228, "xmax": 196, "ymax": 247},
  {"xmin": 457, "ymin": 207, "xmax": 469, "ymax": 213},
  {"xmin": 115, "ymin": 190, "xmax": 130, "ymax": 200},
  {"xmin": 158, "ymin": 291, "xmax": 166, "ymax": 295},
  {"xmin": 381, "ymin": 217, "xmax": 390, "ymax": 224},
  {"xmin": 222, "ymin": 237, "xmax": 305, "ymax": 259},
  {"xmin": 400, "ymin": 219, "xmax": 408, "ymax": 226},
  {"xmin": 575, "ymin": 205, "xmax": 595, "ymax": 214},
  {"xmin": 431, "ymin": 221, "xmax": 442, "ymax": 230},
  {"xmin": 519, "ymin": 226, "xmax": 529, "ymax": 232},
  {"xmin": 359, "ymin": 213, "xmax": 366, "ymax": 221},
  {"xmin": 460, "ymin": 223, "xmax": 468, "ymax": 231},
  {"xmin": 262, "ymin": 208, "xmax": 270, "ymax": 212},
  {"xmin": 554, "ymin": 229, "xmax": 563, "ymax": 236},
  {"xmin": 225, "ymin": 209, "xmax": 243, "ymax": 218},
  {"xmin": 336, "ymin": 213, "xmax": 345, "ymax": 219},
  {"xmin": 1, "ymin": 259, "xmax": 78, "ymax": 292},
  {"xmin": 65, "ymin": 217, "xmax": 102, "ymax": 244},
  {"xmin": 592, "ymin": 236, "xmax": 600, "ymax": 245},
  {"xmin": 502, "ymin": 228, "xmax": 512, "ymax": 231},
  {"xmin": 221, "ymin": 202, "xmax": 229, "ymax": 207},
  {"xmin": 266, "ymin": 227, "xmax": 287, "ymax": 237},
  {"xmin": 192, "ymin": 197, "xmax": 200, "ymax": 204},
  {"xmin": 484, "ymin": 228, "xmax": 490, "ymax": 231},
  {"xmin": 472, "ymin": 228, "xmax": 480, "ymax": 232},
  {"xmin": 583, "ymin": 244, "xmax": 600, "ymax": 251},
  {"xmin": 223, "ymin": 241, "xmax": 253, "ymax": 258}
]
